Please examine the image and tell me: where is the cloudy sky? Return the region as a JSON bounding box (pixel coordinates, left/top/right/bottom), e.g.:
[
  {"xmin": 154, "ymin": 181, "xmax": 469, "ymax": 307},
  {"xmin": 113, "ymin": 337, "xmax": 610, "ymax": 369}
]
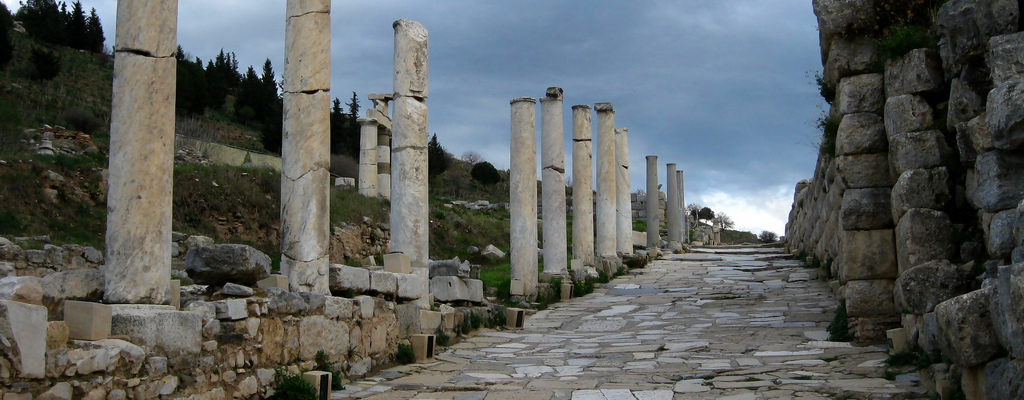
[{"xmin": 4, "ymin": 0, "xmax": 824, "ymax": 235}]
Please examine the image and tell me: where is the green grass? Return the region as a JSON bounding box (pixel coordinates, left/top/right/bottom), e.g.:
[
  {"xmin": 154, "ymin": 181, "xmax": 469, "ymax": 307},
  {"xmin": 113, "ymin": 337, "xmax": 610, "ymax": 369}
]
[
  {"xmin": 828, "ymin": 301, "xmax": 852, "ymax": 342},
  {"xmin": 632, "ymin": 220, "xmax": 646, "ymax": 232},
  {"xmin": 877, "ymin": 25, "xmax": 937, "ymax": 62},
  {"xmin": 817, "ymin": 115, "xmax": 840, "ymax": 159},
  {"xmin": 395, "ymin": 343, "xmax": 415, "ymax": 364},
  {"xmin": 330, "ymin": 187, "xmax": 390, "ymax": 226}
]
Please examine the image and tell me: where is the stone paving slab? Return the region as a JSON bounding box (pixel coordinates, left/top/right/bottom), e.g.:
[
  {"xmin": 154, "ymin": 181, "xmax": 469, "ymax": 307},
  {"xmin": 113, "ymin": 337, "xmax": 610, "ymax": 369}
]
[{"xmin": 332, "ymin": 247, "xmax": 926, "ymax": 400}]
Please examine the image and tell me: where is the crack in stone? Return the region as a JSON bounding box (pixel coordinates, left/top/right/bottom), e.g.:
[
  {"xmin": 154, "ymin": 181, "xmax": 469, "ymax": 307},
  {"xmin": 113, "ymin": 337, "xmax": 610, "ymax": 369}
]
[
  {"xmin": 282, "ymin": 166, "xmax": 325, "ymax": 182},
  {"xmin": 115, "ymin": 48, "xmax": 174, "ymax": 59},
  {"xmin": 392, "ymin": 145, "xmax": 427, "ymax": 153},
  {"xmin": 572, "ymin": 139, "xmax": 592, "ymax": 142},
  {"xmin": 281, "ymin": 251, "xmax": 328, "ymax": 264},
  {"xmin": 283, "ymin": 88, "xmax": 329, "ymax": 95},
  {"xmin": 287, "ymin": 10, "xmax": 329, "ymax": 19},
  {"xmin": 543, "ymin": 166, "xmax": 566, "ymax": 174}
]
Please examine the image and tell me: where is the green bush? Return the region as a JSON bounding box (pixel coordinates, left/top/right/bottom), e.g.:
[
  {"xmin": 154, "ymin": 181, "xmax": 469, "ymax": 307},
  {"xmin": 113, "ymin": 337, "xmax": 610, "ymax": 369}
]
[
  {"xmin": 29, "ymin": 47, "xmax": 60, "ymax": 80},
  {"xmin": 817, "ymin": 115, "xmax": 840, "ymax": 159},
  {"xmin": 271, "ymin": 368, "xmax": 316, "ymax": 400},
  {"xmin": 469, "ymin": 312, "xmax": 484, "ymax": 330},
  {"xmin": 877, "ymin": 25, "xmax": 937, "ymax": 62},
  {"xmin": 395, "ymin": 343, "xmax": 415, "ymax": 364},
  {"xmin": 470, "ymin": 161, "xmax": 501, "ymax": 185},
  {"xmin": 814, "ymin": 71, "xmax": 835, "ymax": 105},
  {"xmin": 435, "ymin": 328, "xmax": 451, "ymax": 347},
  {"xmin": 828, "ymin": 301, "xmax": 852, "ymax": 342},
  {"xmin": 313, "ymin": 350, "xmax": 344, "ymax": 390}
]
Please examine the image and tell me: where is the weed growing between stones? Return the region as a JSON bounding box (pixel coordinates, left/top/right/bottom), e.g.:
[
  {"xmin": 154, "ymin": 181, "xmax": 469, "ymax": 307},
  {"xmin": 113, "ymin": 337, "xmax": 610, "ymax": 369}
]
[
  {"xmin": 313, "ymin": 350, "xmax": 344, "ymax": 390},
  {"xmin": 814, "ymin": 71, "xmax": 835, "ymax": 105},
  {"xmin": 469, "ymin": 312, "xmax": 484, "ymax": 330},
  {"xmin": 574, "ymin": 279, "xmax": 595, "ymax": 297},
  {"xmin": 877, "ymin": 25, "xmax": 937, "ymax": 62},
  {"xmin": 395, "ymin": 343, "xmax": 415, "ymax": 364},
  {"xmin": 828, "ymin": 301, "xmax": 852, "ymax": 342},
  {"xmin": 271, "ymin": 367, "xmax": 316, "ymax": 400},
  {"xmin": 885, "ymin": 348, "xmax": 937, "ymax": 369},
  {"xmin": 435, "ymin": 328, "xmax": 451, "ymax": 347},
  {"xmin": 486, "ymin": 309, "xmax": 507, "ymax": 328},
  {"xmin": 816, "ymin": 115, "xmax": 840, "ymax": 159}
]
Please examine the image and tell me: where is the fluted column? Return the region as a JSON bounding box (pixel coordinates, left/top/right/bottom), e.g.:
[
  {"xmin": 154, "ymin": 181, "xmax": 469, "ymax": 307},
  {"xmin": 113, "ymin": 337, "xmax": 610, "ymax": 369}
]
[
  {"xmin": 615, "ymin": 127, "xmax": 632, "ymax": 255},
  {"xmin": 358, "ymin": 118, "xmax": 379, "ymax": 197},
  {"xmin": 104, "ymin": 0, "xmax": 178, "ymax": 304},
  {"xmin": 571, "ymin": 105, "xmax": 594, "ymax": 266},
  {"xmin": 666, "ymin": 163, "xmax": 681, "ymax": 243},
  {"xmin": 390, "ymin": 19, "xmax": 429, "ymax": 266},
  {"xmin": 646, "ymin": 155, "xmax": 660, "ymax": 250},
  {"xmin": 510, "ymin": 97, "xmax": 538, "ymax": 296},
  {"xmin": 595, "ymin": 103, "xmax": 617, "ymax": 258}
]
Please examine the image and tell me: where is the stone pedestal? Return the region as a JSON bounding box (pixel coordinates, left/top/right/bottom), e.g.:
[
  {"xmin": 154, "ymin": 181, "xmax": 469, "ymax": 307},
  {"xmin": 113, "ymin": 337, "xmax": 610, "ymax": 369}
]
[
  {"xmin": 646, "ymin": 155, "xmax": 660, "ymax": 249},
  {"xmin": 384, "ymin": 252, "xmax": 412, "ymax": 274},
  {"xmin": 666, "ymin": 163, "xmax": 682, "ymax": 243},
  {"xmin": 595, "ymin": 103, "xmax": 617, "ymax": 258},
  {"xmin": 615, "ymin": 127, "xmax": 632, "ymax": 255},
  {"xmin": 391, "ymin": 20, "xmax": 430, "ymax": 266},
  {"xmin": 411, "ymin": 334, "xmax": 435, "ymax": 362},
  {"xmin": 104, "ymin": 0, "xmax": 178, "ymax": 304},
  {"xmin": 302, "ymin": 371, "xmax": 332, "ymax": 400},
  {"xmin": 571, "ymin": 105, "xmax": 595, "ymax": 266},
  {"xmin": 510, "ymin": 98, "xmax": 538, "ymax": 296},
  {"xmin": 506, "ymin": 307, "xmax": 525, "ymax": 329},
  {"xmin": 64, "ymin": 300, "xmax": 112, "ymax": 340},
  {"xmin": 358, "ymin": 118, "xmax": 379, "ymax": 197},
  {"xmin": 281, "ymin": 0, "xmax": 331, "ymax": 294},
  {"xmin": 541, "ymin": 87, "xmax": 568, "ymax": 275}
]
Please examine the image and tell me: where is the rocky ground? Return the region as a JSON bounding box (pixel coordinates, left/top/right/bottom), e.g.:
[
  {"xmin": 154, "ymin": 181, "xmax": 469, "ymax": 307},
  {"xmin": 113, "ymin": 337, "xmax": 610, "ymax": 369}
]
[{"xmin": 330, "ymin": 246, "xmax": 926, "ymax": 399}]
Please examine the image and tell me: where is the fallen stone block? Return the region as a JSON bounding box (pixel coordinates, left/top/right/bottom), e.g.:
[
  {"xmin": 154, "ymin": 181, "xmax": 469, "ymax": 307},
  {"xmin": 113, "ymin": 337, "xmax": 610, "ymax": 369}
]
[
  {"xmin": 302, "ymin": 371, "xmax": 332, "ymax": 400},
  {"xmin": 481, "ymin": 244, "xmax": 505, "ymax": 260},
  {"xmin": 935, "ymin": 287, "xmax": 1001, "ymax": 367},
  {"xmin": 0, "ymin": 300, "xmax": 46, "ymax": 378},
  {"xmin": 430, "ymin": 276, "xmax": 484, "ymax": 303},
  {"xmin": 419, "ymin": 310, "xmax": 441, "ymax": 333},
  {"xmin": 213, "ymin": 299, "xmax": 247, "ymax": 321},
  {"xmin": 64, "ymin": 300, "xmax": 111, "ymax": 340},
  {"xmin": 38, "ymin": 268, "xmax": 104, "ymax": 318},
  {"xmin": 0, "ymin": 276, "xmax": 42, "ymax": 305},
  {"xmin": 110, "ymin": 304, "xmax": 202, "ymax": 358},
  {"xmin": 185, "ymin": 244, "xmax": 271, "ymax": 286},
  {"xmin": 221, "ymin": 282, "xmax": 254, "ymax": 297},
  {"xmin": 887, "ymin": 328, "xmax": 908, "ymax": 354},
  {"xmin": 506, "ymin": 307, "xmax": 525, "ymax": 329}
]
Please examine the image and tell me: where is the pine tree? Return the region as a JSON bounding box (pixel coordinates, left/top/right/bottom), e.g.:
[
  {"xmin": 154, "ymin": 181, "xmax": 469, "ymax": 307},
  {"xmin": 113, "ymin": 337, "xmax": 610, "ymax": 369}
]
[
  {"xmin": 427, "ymin": 134, "xmax": 450, "ymax": 178},
  {"xmin": 85, "ymin": 8, "xmax": 104, "ymax": 53},
  {"xmin": 346, "ymin": 91, "xmax": 360, "ymax": 117},
  {"xmin": 17, "ymin": 0, "xmax": 65, "ymax": 45},
  {"xmin": 66, "ymin": 1, "xmax": 87, "ymax": 50},
  {"xmin": 0, "ymin": 2, "xmax": 12, "ymax": 70}
]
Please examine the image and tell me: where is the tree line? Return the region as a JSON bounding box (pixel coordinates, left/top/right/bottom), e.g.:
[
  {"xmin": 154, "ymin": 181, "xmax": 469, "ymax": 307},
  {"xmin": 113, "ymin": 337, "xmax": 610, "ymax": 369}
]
[{"xmin": 15, "ymin": 0, "xmax": 104, "ymax": 53}]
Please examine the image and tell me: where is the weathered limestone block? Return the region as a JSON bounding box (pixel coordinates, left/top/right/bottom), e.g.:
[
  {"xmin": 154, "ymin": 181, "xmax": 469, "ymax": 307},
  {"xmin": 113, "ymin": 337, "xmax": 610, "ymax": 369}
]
[
  {"xmin": 935, "ymin": 287, "xmax": 1001, "ymax": 367},
  {"xmin": 988, "ymin": 208, "xmax": 1017, "ymax": 258},
  {"xmin": 895, "ymin": 209, "xmax": 955, "ymax": 273},
  {"xmin": 885, "ymin": 49, "xmax": 944, "ymax": 97},
  {"xmin": 991, "ymin": 263, "xmax": 1024, "ymax": 359},
  {"xmin": 393, "ymin": 19, "xmax": 428, "ymax": 98},
  {"xmin": 989, "ymin": 32, "xmax": 1024, "ymax": 85},
  {"xmin": 112, "ymin": 1, "xmax": 178, "ymax": 57},
  {"xmin": 369, "ymin": 271, "xmax": 397, "ymax": 295},
  {"xmin": 390, "ymin": 96, "xmax": 430, "ymax": 266},
  {"xmin": 299, "ymin": 315, "xmax": 349, "ymax": 361},
  {"xmin": 0, "ymin": 276, "xmax": 42, "ymax": 305},
  {"xmin": 396, "ymin": 273, "xmax": 427, "ymax": 300},
  {"xmin": 966, "ymin": 114, "xmax": 994, "ymax": 155},
  {"xmin": 596, "ymin": 103, "xmax": 619, "ymax": 256},
  {"xmin": 889, "ymin": 130, "xmax": 951, "ymax": 175},
  {"xmin": 0, "ymin": 300, "xmax": 46, "ymax": 378},
  {"xmin": 812, "ymin": 0, "xmax": 877, "ymax": 51},
  {"xmin": 836, "ymin": 154, "xmax": 890, "ymax": 189},
  {"xmin": 571, "ymin": 105, "xmax": 595, "ymax": 265},
  {"xmin": 257, "ymin": 274, "xmax": 289, "ymax": 291},
  {"xmin": 429, "ymin": 276, "xmax": 483, "ymax": 303},
  {"xmin": 383, "ymin": 253, "xmax": 411, "ymax": 274},
  {"xmin": 282, "ymin": 1, "xmax": 330, "ymax": 93},
  {"xmin": 948, "ymin": 78, "xmax": 986, "ymax": 132},
  {"xmin": 841, "ymin": 188, "xmax": 892, "ymax": 230},
  {"xmin": 184, "ymin": 244, "xmax": 271, "ymax": 286},
  {"xmin": 213, "ymin": 299, "xmax": 247, "ymax": 321},
  {"xmin": 110, "ymin": 305, "xmax": 201, "ymax": 357},
  {"xmin": 64, "ymin": 300, "xmax": 111, "ymax": 340},
  {"xmin": 986, "ymin": 80, "xmax": 1024, "ymax": 151},
  {"xmin": 974, "ymin": 150, "xmax": 1024, "ymax": 212},
  {"xmin": 541, "ymin": 88, "xmax": 569, "ymax": 273},
  {"xmin": 823, "ymin": 37, "xmax": 879, "ymax": 86},
  {"xmin": 615, "ymin": 127, "xmax": 632, "ymax": 255},
  {"xmin": 510, "ymin": 98, "xmax": 538, "ymax": 296},
  {"xmin": 895, "ymin": 260, "xmax": 970, "ymax": 314},
  {"xmin": 836, "ymin": 113, "xmax": 887, "ymax": 156},
  {"xmin": 884, "ymin": 94, "xmax": 934, "ymax": 139},
  {"xmin": 832, "ymin": 74, "xmax": 884, "ymax": 118},
  {"xmin": 936, "ymin": 0, "xmax": 1019, "ymax": 75},
  {"xmin": 984, "ymin": 358, "xmax": 1024, "ymax": 400},
  {"xmin": 839, "ymin": 229, "xmax": 896, "ymax": 282},
  {"xmin": 891, "ymin": 167, "xmax": 951, "ymax": 222},
  {"xmin": 845, "ymin": 279, "xmax": 895, "ymax": 317}
]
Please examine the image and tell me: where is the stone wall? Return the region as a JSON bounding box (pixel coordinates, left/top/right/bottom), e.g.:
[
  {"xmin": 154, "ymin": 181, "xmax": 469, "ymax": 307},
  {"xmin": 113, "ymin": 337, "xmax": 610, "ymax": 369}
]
[
  {"xmin": 787, "ymin": 0, "xmax": 1024, "ymax": 397},
  {"xmin": 174, "ymin": 135, "xmax": 283, "ymax": 171}
]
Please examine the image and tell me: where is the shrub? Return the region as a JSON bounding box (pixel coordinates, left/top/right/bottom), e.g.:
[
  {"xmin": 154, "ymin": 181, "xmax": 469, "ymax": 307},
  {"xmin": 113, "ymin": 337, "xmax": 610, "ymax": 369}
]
[
  {"xmin": 313, "ymin": 350, "xmax": 344, "ymax": 390},
  {"xmin": 271, "ymin": 368, "xmax": 316, "ymax": 400},
  {"xmin": 30, "ymin": 47, "xmax": 61, "ymax": 80},
  {"xmin": 469, "ymin": 312, "xmax": 484, "ymax": 330},
  {"xmin": 470, "ymin": 161, "xmax": 501, "ymax": 185},
  {"xmin": 817, "ymin": 115, "xmax": 840, "ymax": 158},
  {"xmin": 828, "ymin": 301, "xmax": 852, "ymax": 342},
  {"xmin": 435, "ymin": 328, "xmax": 451, "ymax": 347},
  {"xmin": 758, "ymin": 231, "xmax": 778, "ymax": 243},
  {"xmin": 395, "ymin": 343, "xmax": 415, "ymax": 364},
  {"xmin": 877, "ymin": 25, "xmax": 937, "ymax": 62},
  {"xmin": 60, "ymin": 109, "xmax": 104, "ymax": 134},
  {"xmin": 814, "ymin": 71, "xmax": 835, "ymax": 105}
]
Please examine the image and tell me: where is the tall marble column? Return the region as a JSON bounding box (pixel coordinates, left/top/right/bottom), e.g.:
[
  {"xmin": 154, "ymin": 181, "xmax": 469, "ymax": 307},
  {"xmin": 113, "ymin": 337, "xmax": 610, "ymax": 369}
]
[
  {"xmin": 358, "ymin": 118, "xmax": 379, "ymax": 197},
  {"xmin": 645, "ymin": 155, "xmax": 660, "ymax": 250},
  {"xmin": 594, "ymin": 103, "xmax": 617, "ymax": 258},
  {"xmin": 104, "ymin": 0, "xmax": 178, "ymax": 304},
  {"xmin": 377, "ymin": 129, "xmax": 391, "ymax": 199},
  {"xmin": 615, "ymin": 127, "xmax": 632, "ymax": 255},
  {"xmin": 540, "ymin": 88, "xmax": 567, "ymax": 276},
  {"xmin": 677, "ymin": 170, "xmax": 686, "ymax": 241},
  {"xmin": 510, "ymin": 97, "xmax": 538, "ymax": 296},
  {"xmin": 280, "ymin": 0, "xmax": 331, "ymax": 293},
  {"xmin": 666, "ymin": 163, "xmax": 682, "ymax": 243},
  {"xmin": 571, "ymin": 105, "xmax": 594, "ymax": 266},
  {"xmin": 390, "ymin": 19, "xmax": 429, "ymax": 266}
]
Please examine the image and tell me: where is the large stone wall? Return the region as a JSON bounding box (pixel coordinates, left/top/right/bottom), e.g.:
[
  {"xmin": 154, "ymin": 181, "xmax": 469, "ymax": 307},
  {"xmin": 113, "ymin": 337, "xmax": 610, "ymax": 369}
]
[{"xmin": 788, "ymin": 0, "xmax": 1024, "ymax": 397}]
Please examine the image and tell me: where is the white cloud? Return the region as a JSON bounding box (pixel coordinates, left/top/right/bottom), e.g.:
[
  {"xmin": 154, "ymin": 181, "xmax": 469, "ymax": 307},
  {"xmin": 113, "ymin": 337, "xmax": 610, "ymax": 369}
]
[{"xmin": 697, "ymin": 185, "xmax": 792, "ymax": 235}]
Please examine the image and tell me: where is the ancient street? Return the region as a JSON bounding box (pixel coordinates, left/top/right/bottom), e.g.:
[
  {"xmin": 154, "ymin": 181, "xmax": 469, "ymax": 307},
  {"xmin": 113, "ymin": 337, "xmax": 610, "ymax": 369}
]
[{"xmin": 334, "ymin": 246, "xmax": 924, "ymax": 399}]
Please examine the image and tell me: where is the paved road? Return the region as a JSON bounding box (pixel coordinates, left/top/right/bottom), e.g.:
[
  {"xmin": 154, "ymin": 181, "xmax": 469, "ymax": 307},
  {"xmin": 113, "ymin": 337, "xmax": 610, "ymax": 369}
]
[{"xmin": 334, "ymin": 247, "xmax": 925, "ymax": 399}]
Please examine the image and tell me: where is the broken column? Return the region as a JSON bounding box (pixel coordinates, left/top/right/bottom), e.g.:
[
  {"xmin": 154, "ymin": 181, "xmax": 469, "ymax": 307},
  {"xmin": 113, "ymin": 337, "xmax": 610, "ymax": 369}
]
[
  {"xmin": 677, "ymin": 169, "xmax": 686, "ymax": 240},
  {"xmin": 541, "ymin": 87, "xmax": 568, "ymax": 276},
  {"xmin": 280, "ymin": 0, "xmax": 331, "ymax": 294},
  {"xmin": 595, "ymin": 103, "xmax": 618, "ymax": 260},
  {"xmin": 358, "ymin": 118, "xmax": 379, "ymax": 197},
  {"xmin": 666, "ymin": 163, "xmax": 682, "ymax": 243},
  {"xmin": 104, "ymin": 0, "xmax": 178, "ymax": 304},
  {"xmin": 615, "ymin": 127, "xmax": 633, "ymax": 255},
  {"xmin": 391, "ymin": 19, "xmax": 429, "ymax": 266},
  {"xmin": 646, "ymin": 155, "xmax": 660, "ymax": 249},
  {"xmin": 510, "ymin": 97, "xmax": 538, "ymax": 296},
  {"xmin": 571, "ymin": 105, "xmax": 595, "ymax": 266}
]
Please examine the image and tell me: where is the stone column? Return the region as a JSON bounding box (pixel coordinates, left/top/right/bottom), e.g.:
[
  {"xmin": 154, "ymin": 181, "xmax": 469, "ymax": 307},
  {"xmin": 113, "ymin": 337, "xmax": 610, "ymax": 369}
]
[
  {"xmin": 377, "ymin": 129, "xmax": 391, "ymax": 199},
  {"xmin": 281, "ymin": 0, "xmax": 331, "ymax": 294},
  {"xmin": 678, "ymin": 169, "xmax": 686, "ymax": 240},
  {"xmin": 390, "ymin": 19, "xmax": 429, "ymax": 266},
  {"xmin": 571, "ymin": 105, "xmax": 594, "ymax": 266},
  {"xmin": 646, "ymin": 155, "xmax": 660, "ymax": 249},
  {"xmin": 666, "ymin": 163, "xmax": 682, "ymax": 243},
  {"xmin": 104, "ymin": 0, "xmax": 178, "ymax": 304},
  {"xmin": 595, "ymin": 103, "xmax": 617, "ymax": 258},
  {"xmin": 540, "ymin": 88, "xmax": 568, "ymax": 276},
  {"xmin": 615, "ymin": 127, "xmax": 632, "ymax": 255},
  {"xmin": 510, "ymin": 97, "xmax": 538, "ymax": 296},
  {"xmin": 358, "ymin": 118, "xmax": 378, "ymax": 197}
]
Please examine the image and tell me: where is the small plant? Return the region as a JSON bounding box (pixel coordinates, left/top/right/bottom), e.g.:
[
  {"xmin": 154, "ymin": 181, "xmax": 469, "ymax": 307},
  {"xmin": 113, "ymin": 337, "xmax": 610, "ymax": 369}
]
[
  {"xmin": 459, "ymin": 314, "xmax": 472, "ymax": 335},
  {"xmin": 597, "ymin": 269, "xmax": 610, "ymax": 284},
  {"xmin": 487, "ymin": 309, "xmax": 507, "ymax": 328},
  {"xmin": 885, "ymin": 348, "xmax": 936, "ymax": 369},
  {"xmin": 828, "ymin": 301, "xmax": 852, "ymax": 342},
  {"xmin": 877, "ymin": 25, "xmax": 937, "ymax": 62},
  {"xmin": 435, "ymin": 328, "xmax": 451, "ymax": 347},
  {"xmin": 573, "ymin": 279, "xmax": 594, "ymax": 297},
  {"xmin": 313, "ymin": 350, "xmax": 344, "ymax": 390},
  {"xmin": 814, "ymin": 71, "xmax": 835, "ymax": 105},
  {"xmin": 817, "ymin": 114, "xmax": 840, "ymax": 159},
  {"xmin": 469, "ymin": 312, "xmax": 484, "ymax": 330},
  {"xmin": 271, "ymin": 367, "xmax": 316, "ymax": 400},
  {"xmin": 395, "ymin": 343, "xmax": 415, "ymax": 364}
]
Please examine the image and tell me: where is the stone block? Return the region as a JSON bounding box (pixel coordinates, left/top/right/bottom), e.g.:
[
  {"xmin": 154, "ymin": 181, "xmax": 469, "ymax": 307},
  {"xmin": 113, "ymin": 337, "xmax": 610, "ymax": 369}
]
[
  {"xmin": 0, "ymin": 276, "xmax": 42, "ymax": 305},
  {"xmin": 419, "ymin": 310, "xmax": 441, "ymax": 333},
  {"xmin": 110, "ymin": 305, "xmax": 202, "ymax": 357},
  {"xmin": 936, "ymin": 0, "xmax": 1019, "ymax": 75},
  {"xmin": 302, "ymin": 371, "xmax": 332, "ymax": 400},
  {"xmin": 988, "ymin": 32, "xmax": 1024, "ymax": 85},
  {"xmin": 836, "ymin": 113, "xmax": 887, "ymax": 156},
  {"xmin": 324, "ymin": 296, "xmax": 353, "ymax": 320},
  {"xmin": 510, "ymin": 279, "xmax": 525, "ymax": 296},
  {"xmin": 948, "ymin": 78, "xmax": 986, "ymax": 133},
  {"xmin": 430, "ymin": 276, "xmax": 478, "ymax": 303},
  {"xmin": 887, "ymin": 328, "xmax": 908, "ymax": 354},
  {"xmin": 506, "ymin": 307, "xmax": 525, "ymax": 329},
  {"xmin": 841, "ymin": 188, "xmax": 893, "ymax": 230},
  {"xmin": 836, "ymin": 154, "xmax": 891, "ymax": 189},
  {"xmin": 221, "ymin": 282, "xmax": 253, "ymax": 297},
  {"xmin": 891, "ymin": 167, "xmax": 951, "ymax": 222},
  {"xmin": 561, "ymin": 283, "xmax": 573, "ymax": 300},
  {"xmin": 369, "ymin": 271, "xmax": 398, "ymax": 295},
  {"xmin": 396, "ymin": 273, "xmax": 428, "ymax": 300},
  {"xmin": 64, "ymin": 300, "xmax": 111, "ymax": 340},
  {"xmin": 355, "ymin": 295, "xmax": 375, "ymax": 319},
  {"xmin": 298, "ymin": 315, "xmax": 349, "ymax": 361},
  {"xmin": 984, "ymin": 358, "xmax": 1024, "ymax": 400},
  {"xmin": 895, "ymin": 260, "xmax": 970, "ymax": 314},
  {"xmin": 988, "ymin": 208, "xmax": 1017, "ymax": 258},
  {"xmin": 0, "ymin": 300, "xmax": 46, "ymax": 378},
  {"xmin": 411, "ymin": 334, "xmax": 435, "ymax": 362},
  {"xmin": 832, "ymin": 74, "xmax": 884, "ymax": 118},
  {"xmin": 889, "ymin": 130, "xmax": 951, "ymax": 175},
  {"xmin": 213, "ymin": 299, "xmax": 247, "ymax": 321},
  {"xmin": 974, "ymin": 150, "xmax": 1024, "ymax": 212},
  {"xmin": 845, "ymin": 279, "xmax": 895, "ymax": 317},
  {"xmin": 966, "ymin": 114, "xmax": 994, "ymax": 155},
  {"xmin": 885, "ymin": 48, "xmax": 944, "ymax": 96},
  {"xmin": 839, "ymin": 229, "xmax": 897, "ymax": 282},
  {"xmin": 329, "ymin": 264, "xmax": 370, "ymax": 293},
  {"xmin": 987, "ymin": 80, "xmax": 1024, "ymax": 151},
  {"xmin": 884, "ymin": 94, "xmax": 934, "ymax": 138},
  {"xmin": 991, "ymin": 263, "xmax": 1024, "ymax": 359},
  {"xmin": 167, "ymin": 279, "xmax": 180, "ymax": 309},
  {"xmin": 895, "ymin": 209, "xmax": 955, "ymax": 273},
  {"xmin": 38, "ymin": 269, "xmax": 104, "ymax": 319},
  {"xmin": 465, "ymin": 279, "xmax": 484, "ymax": 303},
  {"xmin": 481, "ymin": 244, "xmax": 505, "ymax": 259},
  {"xmin": 45, "ymin": 320, "xmax": 67, "ymax": 350},
  {"xmin": 383, "ymin": 253, "xmax": 411, "ymax": 274},
  {"xmin": 256, "ymin": 274, "xmax": 289, "ymax": 291},
  {"xmin": 935, "ymin": 287, "xmax": 1001, "ymax": 367},
  {"xmin": 184, "ymin": 244, "xmax": 271, "ymax": 286},
  {"xmin": 823, "ymin": 37, "xmax": 879, "ymax": 86}
]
